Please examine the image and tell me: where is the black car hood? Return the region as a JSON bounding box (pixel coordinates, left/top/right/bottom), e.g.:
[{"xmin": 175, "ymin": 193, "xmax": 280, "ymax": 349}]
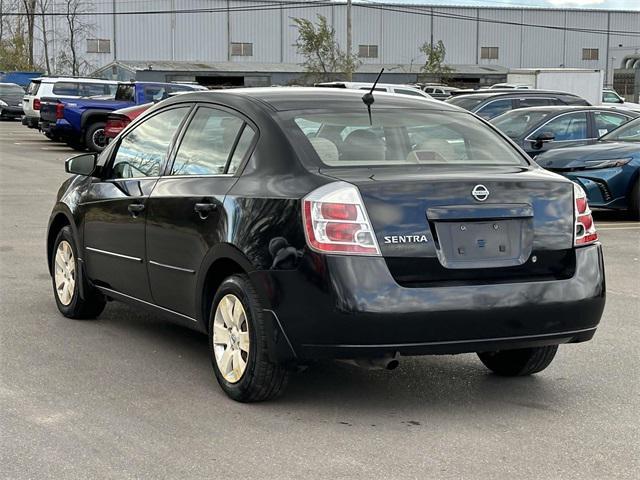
[{"xmin": 536, "ymin": 141, "xmax": 640, "ymax": 168}]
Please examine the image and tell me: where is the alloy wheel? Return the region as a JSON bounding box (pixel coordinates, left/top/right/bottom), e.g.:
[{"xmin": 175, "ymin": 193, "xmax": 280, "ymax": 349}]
[
  {"xmin": 212, "ymin": 294, "xmax": 250, "ymax": 383},
  {"xmin": 54, "ymin": 240, "xmax": 76, "ymax": 306}
]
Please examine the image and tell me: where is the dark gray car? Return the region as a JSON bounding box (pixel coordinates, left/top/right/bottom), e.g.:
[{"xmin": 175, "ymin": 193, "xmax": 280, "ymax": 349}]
[
  {"xmin": 0, "ymin": 83, "xmax": 25, "ymax": 119},
  {"xmin": 490, "ymin": 105, "xmax": 639, "ymax": 157}
]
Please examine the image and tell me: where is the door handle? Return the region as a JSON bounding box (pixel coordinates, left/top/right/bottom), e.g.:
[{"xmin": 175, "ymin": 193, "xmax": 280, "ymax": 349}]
[
  {"xmin": 128, "ymin": 203, "xmax": 145, "ymax": 217},
  {"xmin": 194, "ymin": 202, "xmax": 217, "ymax": 219}
]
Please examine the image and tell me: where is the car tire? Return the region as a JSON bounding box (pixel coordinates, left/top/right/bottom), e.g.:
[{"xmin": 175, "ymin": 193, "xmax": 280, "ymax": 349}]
[
  {"xmin": 51, "ymin": 226, "xmax": 106, "ymax": 319},
  {"xmin": 477, "ymin": 345, "xmax": 558, "ymax": 376},
  {"xmin": 629, "ymin": 177, "xmax": 640, "ymax": 220},
  {"xmin": 208, "ymin": 274, "xmax": 290, "ymax": 402},
  {"xmin": 84, "ymin": 122, "xmax": 108, "ymax": 152}
]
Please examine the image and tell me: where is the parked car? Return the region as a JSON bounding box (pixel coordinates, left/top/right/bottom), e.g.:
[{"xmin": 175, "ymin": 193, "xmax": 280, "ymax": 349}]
[
  {"xmin": 421, "ymin": 85, "xmax": 460, "ymax": 100},
  {"xmin": 21, "ymin": 77, "xmax": 118, "ymax": 131},
  {"xmin": 104, "ymin": 103, "xmax": 152, "ymax": 140},
  {"xmin": 490, "ymin": 106, "xmax": 638, "ymax": 157},
  {"xmin": 0, "ymin": 82, "xmax": 25, "ymax": 120},
  {"xmin": 39, "ymin": 81, "xmax": 205, "ymax": 152},
  {"xmin": 535, "ymin": 117, "xmax": 640, "ymax": 218},
  {"xmin": 446, "ymin": 90, "xmax": 590, "ymax": 119},
  {"xmin": 315, "ymin": 81, "xmax": 433, "ymax": 99},
  {"xmin": 47, "ymin": 87, "xmax": 605, "ymax": 402},
  {"xmin": 602, "ymin": 88, "xmax": 640, "ymax": 110}
]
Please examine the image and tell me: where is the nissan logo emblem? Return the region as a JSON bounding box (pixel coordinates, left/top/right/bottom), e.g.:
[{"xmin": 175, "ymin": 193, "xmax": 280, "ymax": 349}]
[{"xmin": 472, "ymin": 184, "xmax": 490, "ymax": 202}]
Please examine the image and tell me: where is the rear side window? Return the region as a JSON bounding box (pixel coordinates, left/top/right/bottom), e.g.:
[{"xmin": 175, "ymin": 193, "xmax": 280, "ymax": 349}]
[
  {"xmin": 171, "ymin": 107, "xmax": 250, "ymax": 176},
  {"xmin": 533, "ymin": 112, "xmax": 588, "ymax": 141},
  {"xmin": 476, "ymin": 99, "xmax": 513, "ymax": 119},
  {"xmin": 518, "ymin": 97, "xmax": 553, "ymax": 108},
  {"xmin": 79, "ymin": 83, "xmax": 116, "ymax": 97},
  {"xmin": 115, "ymin": 84, "xmax": 135, "ymax": 102},
  {"xmin": 593, "ymin": 111, "xmax": 631, "ymax": 137},
  {"xmin": 110, "ymin": 107, "xmax": 190, "ymax": 179},
  {"xmin": 291, "ymin": 110, "xmax": 526, "ymax": 167},
  {"xmin": 52, "ymin": 82, "xmax": 79, "ymax": 96},
  {"xmin": 26, "ymin": 81, "xmax": 40, "ymax": 95},
  {"xmin": 446, "ymin": 96, "xmax": 485, "ymax": 111}
]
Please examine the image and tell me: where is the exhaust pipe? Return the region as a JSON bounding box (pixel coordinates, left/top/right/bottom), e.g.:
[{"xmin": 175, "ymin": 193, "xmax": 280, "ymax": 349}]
[{"xmin": 338, "ymin": 354, "xmax": 399, "ymax": 371}]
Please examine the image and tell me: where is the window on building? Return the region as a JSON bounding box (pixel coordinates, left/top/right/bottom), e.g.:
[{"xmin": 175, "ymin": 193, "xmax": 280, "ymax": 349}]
[
  {"xmin": 480, "ymin": 47, "xmax": 499, "ymax": 60},
  {"xmin": 87, "ymin": 39, "xmax": 111, "ymax": 54},
  {"xmin": 358, "ymin": 45, "xmax": 378, "ymax": 58},
  {"xmin": 231, "ymin": 42, "xmax": 253, "ymax": 56},
  {"xmin": 582, "ymin": 48, "xmax": 599, "ymax": 61}
]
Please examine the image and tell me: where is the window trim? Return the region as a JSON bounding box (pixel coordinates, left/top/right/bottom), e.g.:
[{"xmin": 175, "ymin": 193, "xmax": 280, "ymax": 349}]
[
  {"xmin": 103, "ymin": 104, "xmax": 195, "ymax": 181},
  {"xmin": 582, "ymin": 48, "xmax": 599, "ymax": 61},
  {"xmin": 474, "ymin": 97, "xmax": 515, "ymax": 117},
  {"xmin": 230, "ymin": 42, "xmax": 253, "ymax": 57},
  {"xmin": 163, "ymin": 102, "xmax": 260, "ymax": 178},
  {"xmin": 480, "ymin": 46, "xmax": 499, "ymax": 60},
  {"xmin": 524, "ymin": 110, "xmax": 591, "ymax": 144},
  {"xmin": 358, "ymin": 44, "xmax": 379, "ymax": 58}
]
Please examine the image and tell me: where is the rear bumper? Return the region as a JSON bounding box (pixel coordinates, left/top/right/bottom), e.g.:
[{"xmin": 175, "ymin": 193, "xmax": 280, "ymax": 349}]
[
  {"xmin": 40, "ymin": 119, "xmax": 73, "ymax": 137},
  {"xmin": 250, "ymin": 244, "xmax": 605, "ymax": 360},
  {"xmin": 22, "ymin": 115, "xmax": 39, "ymax": 128}
]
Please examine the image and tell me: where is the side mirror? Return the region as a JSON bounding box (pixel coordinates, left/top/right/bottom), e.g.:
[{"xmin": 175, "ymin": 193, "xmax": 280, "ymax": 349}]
[
  {"xmin": 531, "ymin": 131, "xmax": 555, "ymax": 150},
  {"xmin": 65, "ymin": 153, "xmax": 97, "ymax": 176}
]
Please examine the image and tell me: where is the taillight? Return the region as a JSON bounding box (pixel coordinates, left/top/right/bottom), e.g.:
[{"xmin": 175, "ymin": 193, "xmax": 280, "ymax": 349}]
[
  {"xmin": 104, "ymin": 117, "xmax": 129, "ymax": 138},
  {"xmin": 302, "ymin": 182, "xmax": 381, "ymax": 255},
  {"xmin": 33, "ymin": 98, "xmax": 41, "ymax": 110},
  {"xmin": 574, "ymin": 183, "xmax": 598, "ymax": 246},
  {"xmin": 55, "ymin": 103, "xmax": 64, "ymax": 120}
]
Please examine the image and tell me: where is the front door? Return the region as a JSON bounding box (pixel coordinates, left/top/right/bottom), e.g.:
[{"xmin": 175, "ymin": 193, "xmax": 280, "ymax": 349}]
[
  {"xmin": 145, "ymin": 105, "xmax": 257, "ymax": 317},
  {"xmin": 525, "ymin": 111, "xmax": 589, "ymax": 156},
  {"xmin": 82, "ymin": 106, "xmax": 191, "ymax": 301}
]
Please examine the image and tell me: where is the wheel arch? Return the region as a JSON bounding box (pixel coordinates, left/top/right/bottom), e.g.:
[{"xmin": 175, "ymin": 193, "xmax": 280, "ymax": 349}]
[
  {"xmin": 80, "ymin": 109, "xmax": 110, "ymax": 130},
  {"xmin": 196, "ymin": 243, "xmax": 256, "ymax": 331},
  {"xmin": 46, "ymin": 208, "xmax": 77, "ymax": 275}
]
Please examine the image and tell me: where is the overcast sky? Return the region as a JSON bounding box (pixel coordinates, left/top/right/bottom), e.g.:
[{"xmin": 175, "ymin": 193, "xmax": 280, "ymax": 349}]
[{"xmin": 365, "ymin": 0, "xmax": 640, "ymax": 10}]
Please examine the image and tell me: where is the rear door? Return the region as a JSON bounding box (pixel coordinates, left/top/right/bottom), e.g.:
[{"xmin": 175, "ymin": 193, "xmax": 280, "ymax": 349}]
[
  {"xmin": 145, "ymin": 105, "xmax": 257, "ymax": 317},
  {"xmin": 82, "ymin": 105, "xmax": 191, "ymax": 300},
  {"xmin": 592, "ymin": 110, "xmax": 633, "ymax": 137}
]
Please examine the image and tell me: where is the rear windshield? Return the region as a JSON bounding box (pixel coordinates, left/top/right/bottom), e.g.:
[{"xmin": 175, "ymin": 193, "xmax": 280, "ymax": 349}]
[
  {"xmin": 601, "ymin": 117, "xmax": 640, "ymax": 142},
  {"xmin": 0, "ymin": 84, "xmax": 25, "ymax": 95},
  {"xmin": 25, "ymin": 81, "xmax": 40, "ymax": 95},
  {"xmin": 288, "ymin": 110, "xmax": 527, "ymax": 167},
  {"xmin": 445, "ymin": 95, "xmax": 485, "ymax": 111},
  {"xmin": 491, "ymin": 109, "xmax": 553, "ymax": 138}
]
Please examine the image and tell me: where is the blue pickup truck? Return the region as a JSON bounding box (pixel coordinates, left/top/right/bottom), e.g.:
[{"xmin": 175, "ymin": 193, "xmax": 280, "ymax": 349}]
[{"xmin": 39, "ymin": 81, "xmax": 206, "ymax": 151}]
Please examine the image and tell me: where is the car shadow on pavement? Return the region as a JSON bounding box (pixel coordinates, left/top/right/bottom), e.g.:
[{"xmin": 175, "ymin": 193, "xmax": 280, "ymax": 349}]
[{"xmin": 98, "ymin": 302, "xmax": 573, "ymax": 416}]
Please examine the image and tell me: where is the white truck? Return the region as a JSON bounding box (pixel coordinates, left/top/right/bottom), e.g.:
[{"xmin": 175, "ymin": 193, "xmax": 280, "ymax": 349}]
[{"xmin": 507, "ymin": 68, "xmax": 603, "ymax": 106}]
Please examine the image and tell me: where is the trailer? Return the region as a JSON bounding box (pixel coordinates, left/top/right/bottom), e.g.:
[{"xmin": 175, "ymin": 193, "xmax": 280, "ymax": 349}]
[{"xmin": 507, "ymin": 68, "xmax": 603, "ymax": 105}]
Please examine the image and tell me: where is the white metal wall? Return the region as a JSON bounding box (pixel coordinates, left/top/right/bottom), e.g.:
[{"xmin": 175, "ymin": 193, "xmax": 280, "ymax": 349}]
[{"xmin": 31, "ymin": 1, "xmax": 640, "ymax": 76}]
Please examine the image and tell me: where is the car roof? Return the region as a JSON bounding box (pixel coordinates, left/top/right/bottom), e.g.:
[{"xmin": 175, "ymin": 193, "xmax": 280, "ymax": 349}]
[
  {"xmin": 502, "ymin": 105, "xmax": 639, "ymax": 113},
  {"xmin": 315, "ymin": 82, "xmax": 422, "ymax": 90},
  {"xmin": 452, "ymin": 90, "xmax": 579, "ymax": 100},
  {"xmin": 167, "ymin": 87, "xmax": 455, "ymax": 112},
  {"xmin": 33, "ymin": 77, "xmax": 118, "ymax": 84}
]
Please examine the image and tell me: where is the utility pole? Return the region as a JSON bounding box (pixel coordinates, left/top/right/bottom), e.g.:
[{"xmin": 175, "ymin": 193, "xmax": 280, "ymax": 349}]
[{"xmin": 346, "ymin": 0, "xmax": 352, "ymax": 81}]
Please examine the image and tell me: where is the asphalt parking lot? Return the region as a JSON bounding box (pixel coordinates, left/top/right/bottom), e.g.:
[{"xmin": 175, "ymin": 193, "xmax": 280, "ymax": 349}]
[{"xmin": 1, "ymin": 120, "xmax": 638, "ymax": 479}]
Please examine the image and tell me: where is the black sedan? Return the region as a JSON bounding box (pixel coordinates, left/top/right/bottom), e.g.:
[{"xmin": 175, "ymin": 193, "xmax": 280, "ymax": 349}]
[
  {"xmin": 0, "ymin": 82, "xmax": 25, "ymax": 119},
  {"xmin": 47, "ymin": 88, "xmax": 605, "ymax": 401},
  {"xmin": 491, "ymin": 105, "xmax": 638, "ymax": 157}
]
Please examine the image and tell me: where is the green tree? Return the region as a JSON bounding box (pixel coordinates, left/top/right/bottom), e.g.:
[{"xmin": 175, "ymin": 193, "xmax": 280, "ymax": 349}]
[
  {"xmin": 419, "ymin": 40, "xmax": 453, "ymax": 80},
  {"xmin": 292, "ymin": 15, "xmax": 360, "ymax": 83}
]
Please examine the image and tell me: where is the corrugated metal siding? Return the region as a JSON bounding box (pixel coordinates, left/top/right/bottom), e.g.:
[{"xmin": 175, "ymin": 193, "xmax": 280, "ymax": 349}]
[
  {"xmin": 609, "ymin": 12, "xmax": 640, "ymax": 70},
  {"xmin": 281, "ymin": 5, "xmax": 335, "ymax": 64},
  {"xmin": 565, "ymin": 11, "xmax": 608, "ymax": 70},
  {"xmin": 478, "ymin": 9, "xmax": 523, "ymax": 67},
  {"xmin": 352, "ymin": 5, "xmax": 383, "ymax": 65},
  {"xmin": 521, "ymin": 10, "xmax": 566, "ymax": 68},
  {"xmin": 433, "ymin": 8, "xmax": 477, "ymax": 65},
  {"xmin": 380, "ymin": 8, "xmax": 430, "ymax": 68},
  {"xmin": 117, "ymin": 0, "xmax": 173, "ymax": 61},
  {"xmin": 173, "ymin": 0, "xmax": 228, "ymax": 62},
  {"xmin": 229, "ymin": 1, "xmax": 281, "ymax": 63}
]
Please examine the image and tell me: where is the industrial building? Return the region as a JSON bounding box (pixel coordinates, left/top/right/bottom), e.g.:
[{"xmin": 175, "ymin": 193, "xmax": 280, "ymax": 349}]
[{"xmin": 32, "ymin": 1, "xmax": 640, "ymax": 92}]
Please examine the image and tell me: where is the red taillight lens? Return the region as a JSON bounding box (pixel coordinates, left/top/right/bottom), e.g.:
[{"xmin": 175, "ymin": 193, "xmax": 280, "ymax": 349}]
[
  {"xmin": 55, "ymin": 103, "xmax": 64, "ymax": 120},
  {"xmin": 321, "ymin": 203, "xmax": 357, "ymax": 221},
  {"xmin": 33, "ymin": 98, "xmax": 41, "ymax": 110},
  {"xmin": 302, "ymin": 182, "xmax": 381, "ymax": 255},
  {"xmin": 573, "ymin": 183, "xmax": 598, "ymax": 246},
  {"xmin": 104, "ymin": 118, "xmax": 129, "ymax": 138}
]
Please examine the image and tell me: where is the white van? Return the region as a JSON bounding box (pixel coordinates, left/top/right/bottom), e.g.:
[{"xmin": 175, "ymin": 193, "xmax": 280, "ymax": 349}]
[
  {"xmin": 315, "ymin": 82, "xmax": 433, "ymax": 100},
  {"xmin": 22, "ymin": 77, "xmax": 118, "ymax": 130}
]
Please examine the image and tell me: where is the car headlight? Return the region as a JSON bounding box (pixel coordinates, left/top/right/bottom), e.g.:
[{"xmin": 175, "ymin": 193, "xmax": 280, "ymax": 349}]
[
  {"xmin": 0, "ymin": 99, "xmax": 7, "ymax": 107},
  {"xmin": 583, "ymin": 158, "xmax": 632, "ymax": 169}
]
